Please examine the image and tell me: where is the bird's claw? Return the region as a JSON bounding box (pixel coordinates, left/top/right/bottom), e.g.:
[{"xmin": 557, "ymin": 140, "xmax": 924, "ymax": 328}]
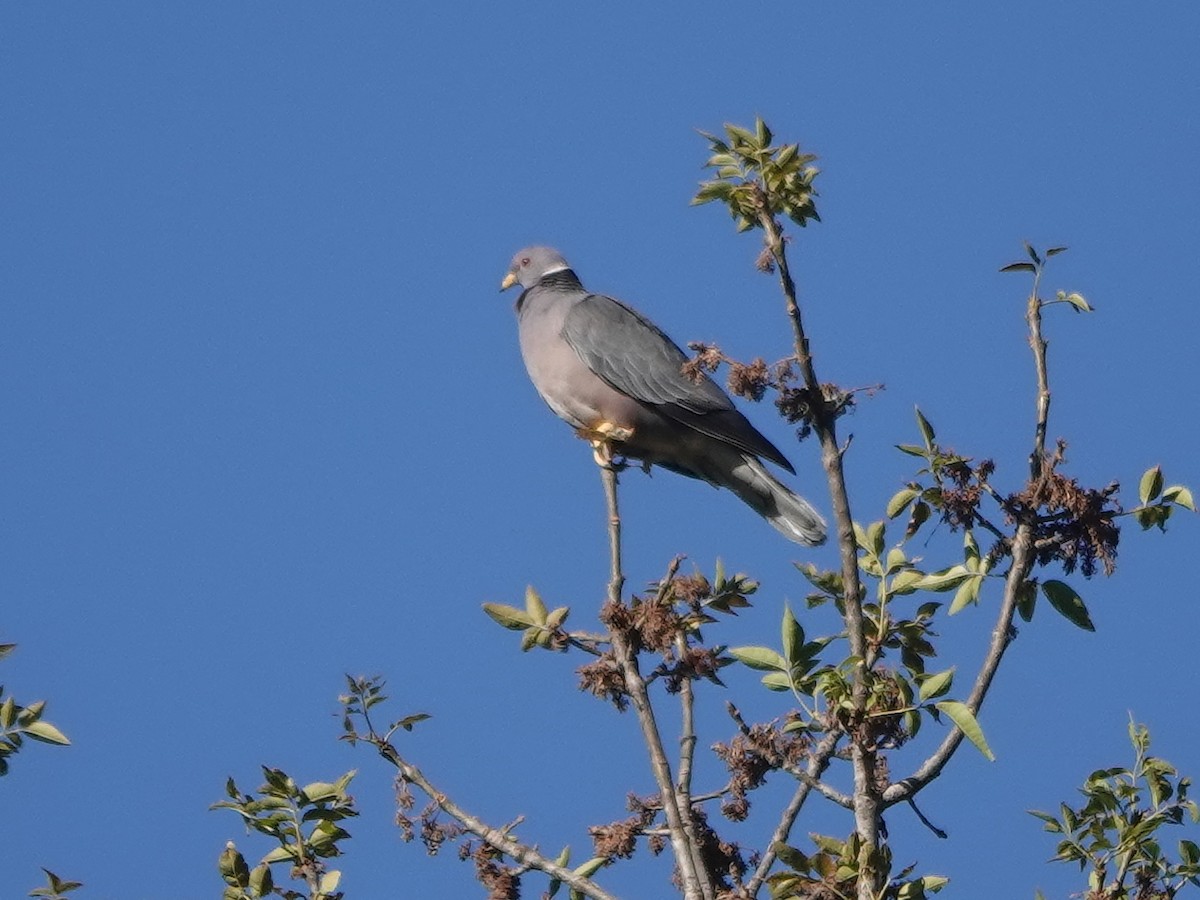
[{"xmin": 579, "ymin": 421, "xmax": 634, "ymax": 469}]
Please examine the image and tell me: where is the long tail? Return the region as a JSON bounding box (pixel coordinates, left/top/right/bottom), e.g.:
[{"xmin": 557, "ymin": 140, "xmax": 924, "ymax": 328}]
[{"xmin": 719, "ymin": 454, "xmax": 827, "ymax": 546}]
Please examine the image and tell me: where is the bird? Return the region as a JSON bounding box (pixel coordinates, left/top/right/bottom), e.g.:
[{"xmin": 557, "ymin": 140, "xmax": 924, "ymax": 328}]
[{"xmin": 500, "ymin": 246, "xmax": 826, "ymax": 546}]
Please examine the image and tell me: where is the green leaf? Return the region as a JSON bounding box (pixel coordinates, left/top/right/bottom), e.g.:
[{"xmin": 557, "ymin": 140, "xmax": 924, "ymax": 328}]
[
  {"xmin": 772, "ymin": 842, "xmax": 811, "ymax": 872},
  {"xmin": 249, "ymin": 863, "xmax": 274, "ymax": 896},
  {"xmin": 963, "ymin": 529, "xmax": 980, "ymax": 563},
  {"xmin": 1062, "ymin": 291, "xmax": 1092, "ymax": 312},
  {"xmin": 262, "ymin": 845, "xmax": 296, "ymax": 864},
  {"xmin": 887, "ymin": 487, "xmax": 919, "ymax": 519},
  {"xmin": 1024, "ymin": 241, "xmax": 1041, "ymax": 265},
  {"xmin": 691, "ymin": 181, "xmax": 735, "ymax": 205},
  {"xmin": 890, "ymin": 569, "xmax": 925, "ymax": 595},
  {"xmin": 1046, "ymin": 246, "xmax": 1068, "ymax": 256},
  {"xmin": 395, "ymin": 713, "xmax": 430, "ymax": 732},
  {"xmin": 21, "ymin": 720, "xmax": 70, "ymax": 745},
  {"xmin": 1041, "ymin": 580, "xmax": 1095, "ymax": 631},
  {"xmin": 1016, "ymin": 579, "xmax": 1038, "ymax": 622},
  {"xmin": 760, "ymin": 672, "xmax": 793, "ymax": 691},
  {"xmin": 1164, "ymin": 485, "xmax": 1196, "ymax": 511},
  {"xmin": 1000, "ymin": 261, "xmax": 1037, "ymax": 273},
  {"xmin": 525, "ymin": 586, "xmax": 547, "ymax": 622},
  {"xmin": 915, "ymin": 407, "xmax": 936, "ymax": 448},
  {"xmin": 918, "ymin": 667, "xmax": 955, "ymax": 702},
  {"xmin": 755, "ymin": 117, "xmax": 772, "ymax": 146},
  {"xmin": 896, "ymin": 443, "xmax": 928, "ymax": 457},
  {"xmin": 935, "ymin": 700, "xmax": 995, "ymax": 761},
  {"xmin": 1140, "ymin": 466, "xmax": 1164, "ymax": 504},
  {"xmin": 1028, "ymin": 809, "xmax": 1063, "ymax": 832},
  {"xmin": 729, "ymin": 646, "xmax": 787, "ymax": 672},
  {"xmin": 885, "ymin": 547, "xmax": 908, "ymax": 575},
  {"xmin": 301, "ymin": 781, "xmax": 339, "ymax": 804},
  {"xmin": 545, "ymin": 846, "xmax": 571, "ymax": 899},
  {"xmin": 905, "ymin": 500, "xmax": 931, "ymax": 538},
  {"xmin": 914, "ymin": 565, "xmax": 973, "ymax": 593},
  {"xmin": 725, "ymin": 123, "xmax": 757, "ymax": 147},
  {"xmin": 482, "ymin": 603, "xmax": 535, "ymax": 630},
  {"xmin": 318, "ymin": 870, "xmax": 342, "ymax": 894},
  {"xmin": 781, "ymin": 606, "xmax": 804, "ymax": 668},
  {"xmin": 948, "ymin": 575, "xmax": 981, "ymax": 614},
  {"xmin": 865, "ymin": 520, "xmax": 885, "ymax": 556},
  {"xmin": 572, "ymin": 856, "xmax": 608, "ymax": 878}
]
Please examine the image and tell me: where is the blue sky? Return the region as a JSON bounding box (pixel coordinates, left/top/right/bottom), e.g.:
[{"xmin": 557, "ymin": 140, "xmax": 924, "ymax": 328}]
[{"xmin": 2, "ymin": 4, "xmax": 1197, "ymax": 898}]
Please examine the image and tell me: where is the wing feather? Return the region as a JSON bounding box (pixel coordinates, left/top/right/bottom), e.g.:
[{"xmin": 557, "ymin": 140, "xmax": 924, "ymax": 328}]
[{"xmin": 562, "ymin": 294, "xmax": 794, "ymax": 473}]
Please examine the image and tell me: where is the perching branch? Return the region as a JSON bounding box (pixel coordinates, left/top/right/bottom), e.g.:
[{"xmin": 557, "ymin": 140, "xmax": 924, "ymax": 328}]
[{"xmin": 599, "ymin": 461, "xmax": 714, "ymax": 900}]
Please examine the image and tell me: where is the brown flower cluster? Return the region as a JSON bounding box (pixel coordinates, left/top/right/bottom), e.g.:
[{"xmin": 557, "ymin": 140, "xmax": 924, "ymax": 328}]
[
  {"xmin": 669, "ymin": 573, "xmax": 712, "ymax": 605},
  {"xmin": 683, "ymin": 342, "xmax": 725, "ymax": 382},
  {"xmin": 470, "ymin": 843, "xmax": 521, "ymax": 900},
  {"xmin": 689, "ymin": 807, "xmax": 747, "ymax": 894},
  {"xmin": 394, "ymin": 798, "xmax": 465, "ymax": 857},
  {"xmin": 577, "ymin": 653, "xmax": 628, "ymax": 711},
  {"xmin": 1018, "ymin": 466, "xmax": 1120, "ymax": 578},
  {"xmin": 727, "ymin": 358, "xmax": 770, "ymax": 402},
  {"xmin": 712, "ymin": 723, "xmax": 811, "ymax": 821},
  {"xmin": 938, "ymin": 458, "xmax": 995, "ymax": 530}
]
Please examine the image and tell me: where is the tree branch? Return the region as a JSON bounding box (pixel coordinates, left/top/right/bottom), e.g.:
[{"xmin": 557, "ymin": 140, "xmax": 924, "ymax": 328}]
[
  {"xmin": 758, "ymin": 206, "xmax": 880, "ymax": 900},
  {"xmin": 372, "ymin": 741, "xmax": 619, "ymax": 900},
  {"xmin": 744, "ymin": 732, "xmax": 841, "ymax": 898},
  {"xmin": 599, "ymin": 461, "xmax": 714, "ymax": 900},
  {"xmin": 885, "ymin": 268, "xmax": 1052, "ymax": 805}
]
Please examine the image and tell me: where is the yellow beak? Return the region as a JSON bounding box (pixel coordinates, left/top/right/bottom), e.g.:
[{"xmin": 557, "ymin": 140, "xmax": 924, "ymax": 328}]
[{"xmin": 500, "ymin": 272, "xmax": 519, "ymax": 291}]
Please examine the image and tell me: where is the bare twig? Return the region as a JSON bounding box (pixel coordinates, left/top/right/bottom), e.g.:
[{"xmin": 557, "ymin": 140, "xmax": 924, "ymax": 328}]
[
  {"xmin": 372, "ymin": 741, "xmax": 619, "ymax": 900},
  {"xmin": 906, "ymin": 798, "xmax": 948, "ymax": 840},
  {"xmin": 885, "ymin": 269, "xmax": 1052, "ymax": 806},
  {"xmin": 726, "ymin": 704, "xmax": 852, "ymax": 809},
  {"xmin": 744, "ymin": 732, "xmax": 841, "ymax": 898},
  {"xmin": 1027, "ymin": 267, "xmax": 1050, "ymax": 477},
  {"xmin": 600, "ymin": 461, "xmax": 714, "ymax": 900},
  {"xmin": 675, "ymin": 631, "xmax": 698, "ymax": 802}
]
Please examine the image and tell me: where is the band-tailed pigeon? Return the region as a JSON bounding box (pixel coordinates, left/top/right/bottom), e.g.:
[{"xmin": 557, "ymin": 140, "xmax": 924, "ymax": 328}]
[{"xmin": 501, "ymin": 246, "xmax": 827, "ymax": 545}]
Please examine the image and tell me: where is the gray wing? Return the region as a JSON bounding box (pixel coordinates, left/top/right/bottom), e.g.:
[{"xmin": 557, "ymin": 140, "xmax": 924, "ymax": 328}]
[{"xmin": 561, "ymin": 293, "xmax": 794, "ymax": 473}]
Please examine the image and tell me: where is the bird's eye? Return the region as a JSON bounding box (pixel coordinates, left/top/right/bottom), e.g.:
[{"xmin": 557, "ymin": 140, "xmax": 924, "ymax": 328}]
[{"xmin": 521, "ymin": 257, "xmax": 531, "ymax": 266}]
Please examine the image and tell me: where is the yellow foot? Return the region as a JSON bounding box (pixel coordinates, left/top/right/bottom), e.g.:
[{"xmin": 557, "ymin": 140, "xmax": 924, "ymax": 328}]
[{"xmin": 577, "ymin": 421, "xmax": 634, "ymax": 468}]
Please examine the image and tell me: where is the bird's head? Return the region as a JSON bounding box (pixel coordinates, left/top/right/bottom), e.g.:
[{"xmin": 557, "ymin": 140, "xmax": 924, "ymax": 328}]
[{"xmin": 501, "ymin": 246, "xmax": 572, "ymax": 291}]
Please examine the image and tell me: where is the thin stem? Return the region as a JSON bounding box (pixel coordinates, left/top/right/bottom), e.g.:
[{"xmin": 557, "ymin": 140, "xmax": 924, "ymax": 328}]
[
  {"xmin": 675, "ymin": 631, "xmax": 698, "ymax": 801},
  {"xmin": 372, "ymin": 741, "xmax": 619, "ymax": 900},
  {"xmin": 726, "ymin": 703, "xmax": 852, "ymax": 808},
  {"xmin": 600, "ymin": 462, "xmax": 714, "ymax": 900},
  {"xmin": 758, "ymin": 206, "xmax": 879, "ymax": 900},
  {"xmin": 744, "ymin": 732, "xmax": 841, "ymax": 898},
  {"xmin": 1027, "ymin": 268, "xmax": 1050, "ymax": 477},
  {"xmin": 886, "ymin": 265, "xmax": 1054, "ymax": 805}
]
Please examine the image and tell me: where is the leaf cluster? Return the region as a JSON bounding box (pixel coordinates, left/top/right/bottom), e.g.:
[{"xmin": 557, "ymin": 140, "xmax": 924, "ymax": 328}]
[
  {"xmin": 28, "ymin": 870, "xmax": 83, "ymax": 900},
  {"xmin": 1133, "ymin": 465, "xmax": 1195, "ymax": 532},
  {"xmin": 0, "ymin": 641, "xmax": 70, "ymax": 777},
  {"xmin": 692, "ymin": 118, "xmax": 820, "ymax": 233},
  {"xmin": 339, "ymin": 675, "xmax": 429, "ymax": 746},
  {"xmin": 1031, "ymin": 721, "xmax": 1200, "ymax": 898},
  {"xmin": 769, "ymin": 834, "xmax": 947, "ymax": 900},
  {"xmin": 212, "ymin": 767, "xmax": 357, "ymax": 900}
]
